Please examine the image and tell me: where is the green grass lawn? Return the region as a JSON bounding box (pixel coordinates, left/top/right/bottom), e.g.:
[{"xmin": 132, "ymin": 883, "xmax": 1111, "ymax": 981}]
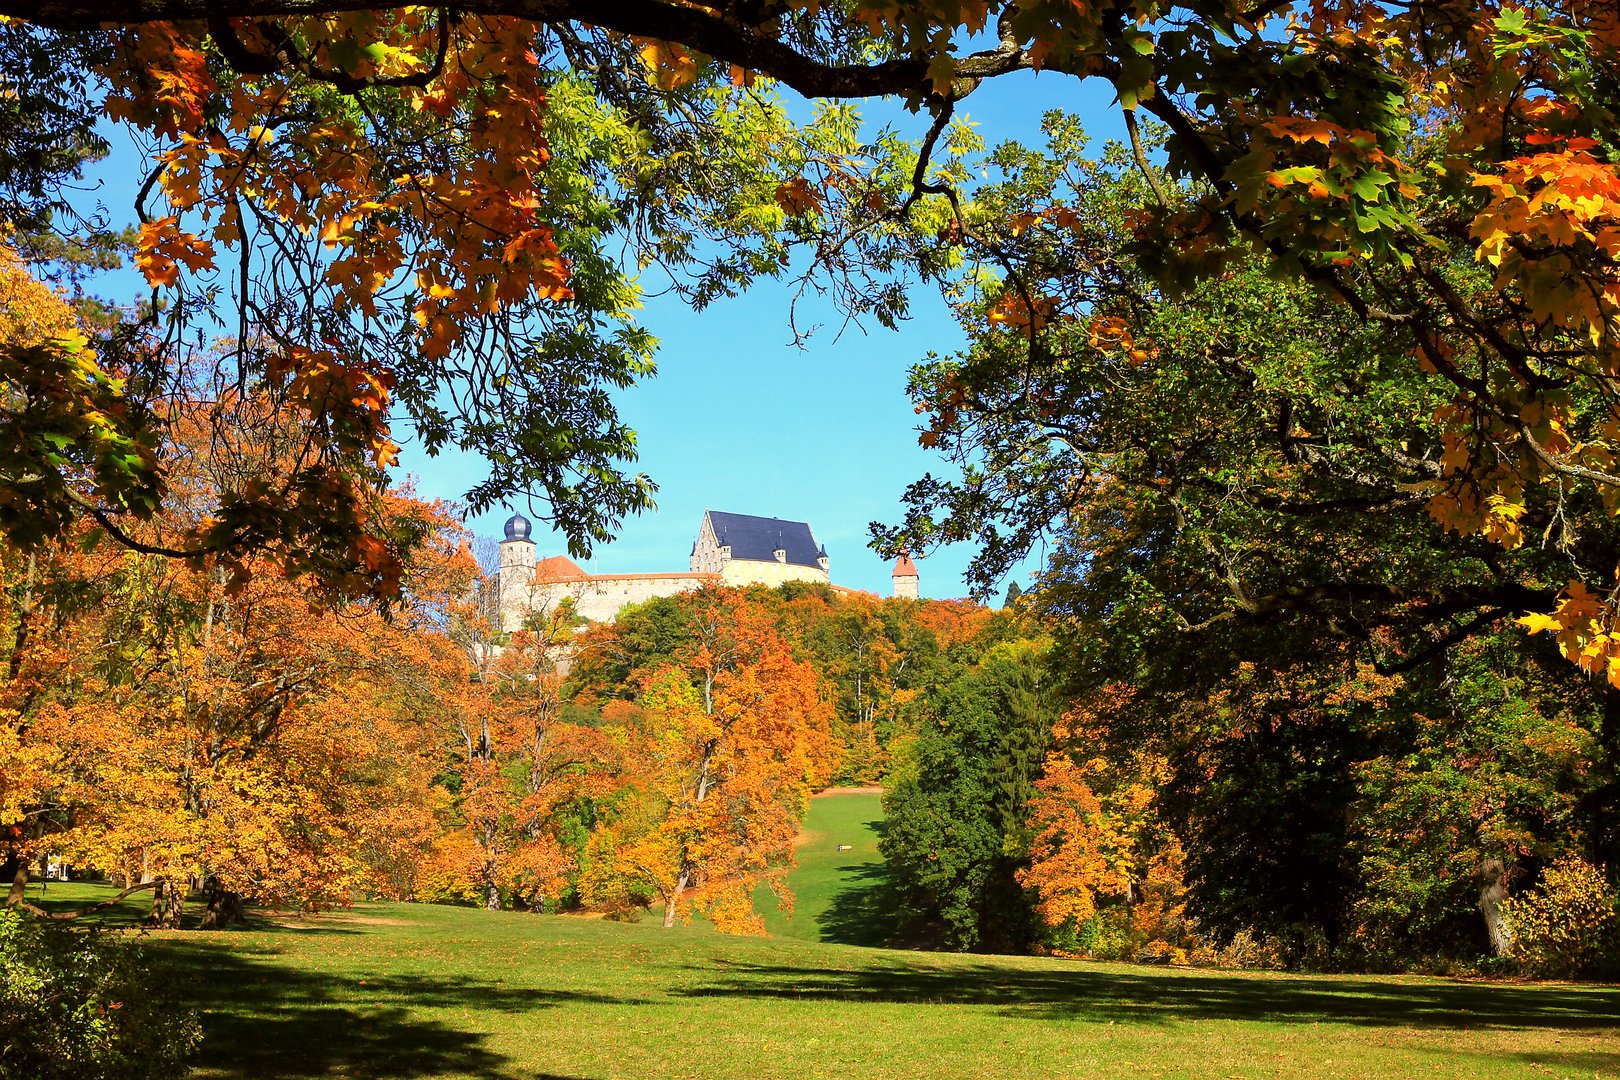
[
  {"xmin": 757, "ymin": 788, "xmax": 902, "ymax": 946},
  {"xmin": 23, "ymin": 874, "xmax": 1620, "ymax": 1079}
]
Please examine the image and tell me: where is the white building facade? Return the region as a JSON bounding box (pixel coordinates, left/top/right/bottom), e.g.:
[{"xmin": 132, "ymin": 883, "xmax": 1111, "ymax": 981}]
[{"xmin": 497, "ymin": 509, "xmax": 917, "ymax": 629}]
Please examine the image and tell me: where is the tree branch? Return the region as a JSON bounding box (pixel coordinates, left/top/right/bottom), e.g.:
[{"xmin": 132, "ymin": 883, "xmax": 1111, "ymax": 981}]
[
  {"xmin": 12, "ymin": 879, "xmax": 161, "ymax": 920},
  {"xmin": 2, "ymin": 0, "xmax": 1040, "ymax": 99}
]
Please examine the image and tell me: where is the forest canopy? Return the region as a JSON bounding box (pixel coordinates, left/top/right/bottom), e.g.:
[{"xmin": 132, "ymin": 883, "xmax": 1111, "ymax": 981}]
[
  {"xmin": 3, "ymin": 0, "xmax": 1620, "ymax": 986},
  {"xmin": 0, "ymin": 2, "xmax": 1617, "ymax": 681}
]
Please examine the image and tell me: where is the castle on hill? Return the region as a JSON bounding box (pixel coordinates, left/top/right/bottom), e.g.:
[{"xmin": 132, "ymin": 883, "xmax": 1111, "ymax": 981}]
[{"xmin": 496, "ymin": 509, "xmax": 919, "ymax": 629}]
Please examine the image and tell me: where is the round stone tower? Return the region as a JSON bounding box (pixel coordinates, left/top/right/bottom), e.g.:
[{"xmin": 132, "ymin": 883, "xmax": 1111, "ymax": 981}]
[{"xmin": 498, "ymin": 512, "xmax": 536, "ymax": 630}]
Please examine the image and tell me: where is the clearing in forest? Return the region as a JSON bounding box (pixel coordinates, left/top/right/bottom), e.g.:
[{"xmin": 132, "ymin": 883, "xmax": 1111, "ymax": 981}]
[
  {"xmin": 21, "ymin": 880, "xmax": 1620, "ymax": 1079},
  {"xmin": 757, "ymin": 787, "xmax": 898, "ymax": 947}
]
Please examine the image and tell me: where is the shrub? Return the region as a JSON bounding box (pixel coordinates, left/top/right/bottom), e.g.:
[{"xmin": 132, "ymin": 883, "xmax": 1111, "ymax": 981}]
[
  {"xmin": 0, "ymin": 909, "xmax": 202, "ymax": 1078},
  {"xmin": 1502, "ymin": 857, "xmax": 1620, "ymax": 978},
  {"xmin": 1045, "ymin": 906, "xmax": 1134, "ymax": 960}
]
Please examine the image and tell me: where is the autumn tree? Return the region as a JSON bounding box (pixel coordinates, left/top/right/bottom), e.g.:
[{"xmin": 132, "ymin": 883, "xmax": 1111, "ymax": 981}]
[
  {"xmin": 0, "ymin": 373, "xmax": 473, "ymax": 926},
  {"xmin": 775, "ymin": 591, "xmax": 939, "ymax": 783},
  {"xmin": 428, "ymin": 574, "xmax": 609, "ymax": 912},
  {"xmin": 584, "ymin": 587, "xmax": 839, "ymax": 932},
  {"xmin": 573, "ymin": 585, "xmax": 991, "ymax": 787},
  {"xmin": 491, "ymin": 604, "xmax": 608, "ymax": 909},
  {"xmin": 1019, "ymin": 685, "xmax": 1169, "ymax": 958},
  {"xmin": 0, "ymin": 512, "xmax": 466, "ymax": 927}
]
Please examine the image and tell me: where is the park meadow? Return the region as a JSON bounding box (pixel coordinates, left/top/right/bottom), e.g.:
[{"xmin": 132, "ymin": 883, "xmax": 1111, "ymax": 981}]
[
  {"xmin": 21, "ymin": 792, "xmax": 1620, "ymax": 1079},
  {"xmin": 12, "ymin": 3, "xmax": 1620, "ymax": 1077}
]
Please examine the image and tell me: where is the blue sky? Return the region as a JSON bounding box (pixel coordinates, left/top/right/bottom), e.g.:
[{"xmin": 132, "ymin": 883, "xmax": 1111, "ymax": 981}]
[
  {"xmin": 79, "ymin": 61, "xmax": 1126, "ymax": 601},
  {"xmin": 441, "ymin": 68, "xmax": 1128, "ymax": 599}
]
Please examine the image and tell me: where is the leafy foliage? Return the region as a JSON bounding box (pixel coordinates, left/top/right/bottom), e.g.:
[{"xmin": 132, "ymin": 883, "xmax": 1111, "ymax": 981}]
[
  {"xmin": 12, "ymin": 0, "xmax": 1620, "ymax": 975},
  {"xmin": 880, "ymin": 635, "xmax": 1055, "ymax": 951},
  {"xmin": 0, "ymin": 396, "xmax": 475, "ymax": 925},
  {"xmin": 1502, "ymin": 856, "xmax": 1620, "ymax": 978},
  {"xmin": 581, "ymin": 588, "xmax": 840, "ymax": 933},
  {"xmin": 0, "ymin": 909, "xmax": 201, "ymax": 1078}
]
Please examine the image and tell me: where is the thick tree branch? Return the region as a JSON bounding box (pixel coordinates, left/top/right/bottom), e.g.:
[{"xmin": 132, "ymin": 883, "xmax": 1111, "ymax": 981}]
[
  {"xmin": 1373, "ymin": 607, "xmax": 1514, "ymax": 675},
  {"xmin": 12, "ymin": 879, "xmax": 160, "ymax": 920},
  {"xmin": 3, "ymin": 0, "xmax": 1034, "ymax": 98},
  {"xmin": 1174, "ymin": 581, "xmax": 1553, "ymax": 637}
]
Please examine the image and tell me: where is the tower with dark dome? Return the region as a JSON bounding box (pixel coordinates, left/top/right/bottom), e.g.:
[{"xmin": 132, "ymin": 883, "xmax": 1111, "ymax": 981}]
[
  {"xmin": 498, "ymin": 511, "xmax": 537, "ymax": 627},
  {"xmin": 503, "ymin": 513, "xmax": 532, "ymax": 542}
]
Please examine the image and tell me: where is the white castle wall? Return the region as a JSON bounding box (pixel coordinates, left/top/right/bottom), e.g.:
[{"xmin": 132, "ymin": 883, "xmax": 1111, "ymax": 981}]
[{"xmin": 532, "ymin": 573, "xmax": 717, "ymax": 624}]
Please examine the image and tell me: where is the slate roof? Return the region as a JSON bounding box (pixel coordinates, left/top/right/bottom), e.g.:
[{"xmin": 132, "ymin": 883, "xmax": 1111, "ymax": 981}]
[{"xmin": 707, "ymin": 511, "xmax": 825, "ymax": 569}]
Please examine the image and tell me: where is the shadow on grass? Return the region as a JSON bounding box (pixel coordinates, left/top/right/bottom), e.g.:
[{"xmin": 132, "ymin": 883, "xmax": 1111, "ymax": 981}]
[
  {"xmin": 683, "ymin": 957, "xmax": 1620, "ymax": 1046},
  {"xmin": 815, "ymin": 857, "xmax": 906, "ymax": 948},
  {"xmin": 812, "ymin": 817, "xmax": 935, "ymax": 951},
  {"xmin": 143, "ymin": 938, "xmax": 631, "ymax": 1079},
  {"xmin": 24, "ymin": 888, "xmax": 367, "ymax": 935},
  {"xmin": 1500, "ymin": 1050, "xmax": 1620, "ymax": 1074}
]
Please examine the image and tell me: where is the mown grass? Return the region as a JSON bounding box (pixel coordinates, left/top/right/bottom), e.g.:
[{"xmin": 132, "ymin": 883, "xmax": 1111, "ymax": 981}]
[
  {"xmin": 757, "ymin": 788, "xmax": 902, "ymax": 946},
  {"xmin": 23, "ymin": 876, "xmax": 1620, "ymax": 1078}
]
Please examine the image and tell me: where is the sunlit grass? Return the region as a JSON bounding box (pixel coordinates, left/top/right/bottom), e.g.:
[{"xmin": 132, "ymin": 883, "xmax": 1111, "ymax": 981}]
[
  {"xmin": 758, "ymin": 788, "xmax": 899, "ymax": 946},
  {"xmin": 24, "ymin": 875, "xmax": 1620, "ymax": 1079}
]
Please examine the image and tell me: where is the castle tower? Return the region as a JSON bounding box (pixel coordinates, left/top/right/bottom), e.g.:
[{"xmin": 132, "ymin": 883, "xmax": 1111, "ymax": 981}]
[
  {"xmin": 892, "ymin": 550, "xmax": 920, "ymax": 600},
  {"xmin": 498, "ymin": 512, "xmax": 536, "ymax": 630}
]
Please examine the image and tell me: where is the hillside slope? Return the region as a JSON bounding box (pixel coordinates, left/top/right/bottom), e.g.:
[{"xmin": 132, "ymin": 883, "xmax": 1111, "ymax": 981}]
[{"xmin": 758, "ymin": 788, "xmax": 899, "ymax": 946}]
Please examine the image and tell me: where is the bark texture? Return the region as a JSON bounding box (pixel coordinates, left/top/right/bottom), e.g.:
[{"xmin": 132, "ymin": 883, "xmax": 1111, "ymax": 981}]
[
  {"xmin": 199, "ymin": 876, "xmax": 246, "ymax": 929},
  {"xmin": 1477, "ymin": 856, "xmax": 1515, "ymax": 957},
  {"xmin": 145, "ymin": 877, "xmax": 187, "ymax": 929}
]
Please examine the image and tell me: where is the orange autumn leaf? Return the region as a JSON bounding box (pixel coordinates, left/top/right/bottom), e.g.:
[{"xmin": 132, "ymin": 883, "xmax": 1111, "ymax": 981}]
[{"xmin": 774, "ymin": 176, "xmax": 823, "ymax": 217}]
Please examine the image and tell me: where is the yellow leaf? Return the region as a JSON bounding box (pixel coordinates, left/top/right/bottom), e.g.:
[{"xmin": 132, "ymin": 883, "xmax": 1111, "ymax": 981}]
[{"xmin": 1518, "ymin": 613, "xmax": 1562, "ymax": 634}]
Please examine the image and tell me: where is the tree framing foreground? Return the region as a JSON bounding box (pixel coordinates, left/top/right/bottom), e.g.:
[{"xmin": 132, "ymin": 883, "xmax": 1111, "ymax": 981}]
[{"xmin": 3, "ymin": 2, "xmax": 1620, "ymax": 674}]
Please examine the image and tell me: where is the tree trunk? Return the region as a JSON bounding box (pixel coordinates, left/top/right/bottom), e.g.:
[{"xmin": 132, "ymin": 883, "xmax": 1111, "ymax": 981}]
[
  {"xmin": 1593, "ymin": 685, "xmax": 1620, "ymax": 872},
  {"xmin": 482, "ymin": 843, "xmax": 501, "ymax": 911},
  {"xmin": 5, "ymin": 856, "xmax": 28, "ymax": 907},
  {"xmin": 663, "ymin": 871, "xmax": 689, "ymax": 928},
  {"xmin": 1477, "ymin": 856, "xmax": 1514, "ymax": 956},
  {"xmin": 145, "ymin": 877, "xmax": 186, "ymax": 929},
  {"xmin": 7, "ymin": 553, "xmax": 35, "ymax": 682},
  {"xmin": 199, "ymin": 876, "xmax": 245, "ymax": 930}
]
